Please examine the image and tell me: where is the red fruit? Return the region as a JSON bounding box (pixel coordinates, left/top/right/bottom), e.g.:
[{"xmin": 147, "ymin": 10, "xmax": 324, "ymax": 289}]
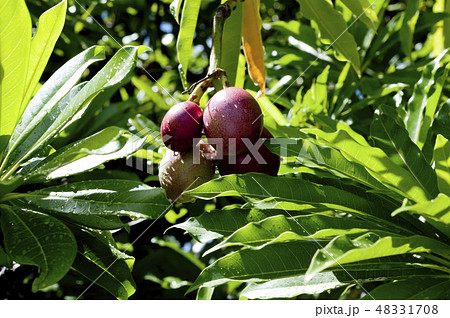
[
  {"xmin": 217, "ymin": 128, "xmax": 280, "ymax": 177},
  {"xmin": 203, "ymin": 87, "xmax": 263, "ymax": 156},
  {"xmin": 161, "ymin": 101, "xmax": 203, "ymax": 153}
]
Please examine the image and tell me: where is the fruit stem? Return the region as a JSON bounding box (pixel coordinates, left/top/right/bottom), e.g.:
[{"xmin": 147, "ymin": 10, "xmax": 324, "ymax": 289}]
[
  {"xmin": 185, "ymin": 68, "xmax": 230, "ymax": 103},
  {"xmin": 208, "ymin": 0, "xmax": 239, "ymax": 74},
  {"xmin": 188, "ymin": 79, "xmax": 211, "ymax": 104}
]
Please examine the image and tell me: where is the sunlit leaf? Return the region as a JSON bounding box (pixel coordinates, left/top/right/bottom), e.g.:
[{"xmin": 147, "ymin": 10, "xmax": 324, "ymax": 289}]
[
  {"xmin": 434, "ymin": 135, "xmax": 450, "ymax": 196},
  {"xmin": 298, "ymin": 0, "xmax": 360, "ymax": 74},
  {"xmin": 0, "ymin": 0, "xmax": 31, "ymax": 136},
  {"xmin": 305, "ymin": 233, "xmax": 450, "ymax": 280},
  {"xmin": 176, "ymin": 0, "xmax": 201, "ymax": 88},
  {"xmin": 16, "ymin": 179, "xmax": 170, "ymax": 220},
  {"xmin": 370, "ymin": 105, "xmax": 438, "ymax": 199},
  {"xmin": 21, "ymin": 0, "xmax": 67, "ymax": 114}
]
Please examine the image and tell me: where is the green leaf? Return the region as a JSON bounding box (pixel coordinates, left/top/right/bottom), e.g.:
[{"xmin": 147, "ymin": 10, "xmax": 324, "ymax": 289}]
[
  {"xmin": 176, "ymin": 0, "xmax": 201, "ymax": 88},
  {"xmin": 2, "ymin": 46, "xmax": 105, "ymax": 175},
  {"xmin": 405, "ymin": 51, "xmax": 448, "ymax": 145},
  {"xmin": 339, "ymin": 0, "xmax": 378, "ymax": 29},
  {"xmin": 363, "ymin": 277, "xmax": 450, "ymax": 300},
  {"xmin": 434, "ymin": 135, "xmax": 450, "ymax": 196},
  {"xmin": 304, "ymin": 129, "xmax": 432, "ymax": 202},
  {"xmin": 0, "ymin": 205, "xmax": 77, "ymax": 291},
  {"xmin": 71, "ymin": 228, "xmax": 136, "ymax": 300},
  {"xmin": 27, "ymin": 127, "xmax": 145, "ymax": 182},
  {"xmin": 196, "ymin": 287, "xmax": 215, "ymax": 300},
  {"xmin": 17, "ymin": 179, "xmax": 170, "ymax": 220},
  {"xmin": 169, "ymin": 0, "xmax": 183, "ymax": 24},
  {"xmin": 205, "ymin": 213, "xmax": 396, "ymax": 254},
  {"xmin": 21, "ymin": 0, "xmax": 67, "ymax": 114},
  {"xmin": 0, "ymin": 0, "xmax": 31, "ymax": 136},
  {"xmin": 171, "ymin": 207, "xmax": 312, "ymax": 243},
  {"xmin": 370, "ymin": 105, "xmax": 438, "ymax": 198},
  {"xmin": 298, "ymin": 0, "xmax": 360, "ymax": 74},
  {"xmin": 393, "ymin": 194, "xmax": 450, "ymax": 239},
  {"xmin": 241, "ymin": 271, "xmax": 348, "ymax": 299},
  {"xmin": 187, "ymin": 173, "xmax": 385, "ymax": 215},
  {"xmin": 399, "ymin": 0, "xmax": 420, "ymax": 58},
  {"xmin": 418, "ymin": 63, "xmax": 450, "ymax": 150},
  {"xmin": 0, "ymin": 176, "xmax": 24, "ymax": 197},
  {"xmin": 0, "ymin": 243, "xmax": 13, "ymax": 268},
  {"xmin": 266, "ymin": 138, "xmax": 387, "ymax": 192},
  {"xmin": 188, "ymin": 239, "xmax": 440, "ymax": 292},
  {"xmin": 305, "ymin": 233, "xmax": 450, "ymax": 280},
  {"xmin": 220, "ymin": 1, "xmax": 243, "ymax": 86},
  {"xmin": 243, "ymin": 270, "xmax": 447, "ymax": 300},
  {"xmin": 3, "ymin": 46, "xmax": 147, "ymax": 179}
]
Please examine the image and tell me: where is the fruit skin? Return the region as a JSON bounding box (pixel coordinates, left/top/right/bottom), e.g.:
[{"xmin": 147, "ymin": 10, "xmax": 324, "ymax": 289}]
[
  {"xmin": 159, "ymin": 140, "xmax": 215, "ymax": 202},
  {"xmin": 161, "ymin": 101, "xmax": 203, "ymax": 153},
  {"xmin": 217, "ymin": 128, "xmax": 280, "ymax": 177},
  {"xmin": 203, "ymin": 87, "xmax": 263, "ymax": 156}
]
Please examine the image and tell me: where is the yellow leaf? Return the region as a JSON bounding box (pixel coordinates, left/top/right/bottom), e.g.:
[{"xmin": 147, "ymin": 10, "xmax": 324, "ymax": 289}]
[{"xmin": 242, "ymin": 0, "xmax": 265, "ymax": 96}]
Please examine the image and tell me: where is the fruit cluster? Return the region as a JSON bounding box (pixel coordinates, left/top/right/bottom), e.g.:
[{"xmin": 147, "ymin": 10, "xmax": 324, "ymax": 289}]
[{"xmin": 159, "ymin": 86, "xmax": 280, "ymax": 202}]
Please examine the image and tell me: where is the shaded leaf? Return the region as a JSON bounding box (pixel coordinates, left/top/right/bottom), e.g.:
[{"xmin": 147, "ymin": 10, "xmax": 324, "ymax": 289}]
[
  {"xmin": 0, "ymin": 205, "xmax": 77, "ymax": 291},
  {"xmin": 363, "ymin": 277, "xmax": 450, "ymax": 300},
  {"xmin": 71, "ymin": 228, "xmax": 136, "ymax": 300}
]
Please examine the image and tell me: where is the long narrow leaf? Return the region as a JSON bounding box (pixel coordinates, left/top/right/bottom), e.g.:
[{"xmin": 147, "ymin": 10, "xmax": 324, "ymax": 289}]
[
  {"xmin": 21, "ymin": 0, "xmax": 67, "ymax": 114},
  {"xmin": 305, "ymin": 233, "xmax": 450, "ymax": 280},
  {"xmin": 298, "ymin": 0, "xmax": 360, "ymax": 74},
  {"xmin": 27, "ymin": 126, "xmax": 145, "ymax": 182},
  {"xmin": 16, "ymin": 179, "xmax": 170, "ymax": 220},
  {"xmin": 371, "ymin": 105, "xmax": 438, "ymax": 198},
  {"xmin": 176, "ymin": 0, "xmax": 201, "ymax": 88},
  {"xmin": 434, "ymin": 134, "xmax": 450, "ymax": 196},
  {"xmin": 304, "ymin": 129, "xmax": 432, "ymax": 202},
  {"xmin": 4, "ymin": 46, "xmax": 147, "ymax": 177},
  {"xmin": 0, "ymin": 0, "xmax": 31, "ymax": 136}
]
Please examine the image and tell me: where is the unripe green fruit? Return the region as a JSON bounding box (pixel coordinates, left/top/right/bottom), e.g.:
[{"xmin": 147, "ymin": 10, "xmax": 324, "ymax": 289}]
[{"xmin": 159, "ymin": 140, "xmax": 215, "ymax": 202}]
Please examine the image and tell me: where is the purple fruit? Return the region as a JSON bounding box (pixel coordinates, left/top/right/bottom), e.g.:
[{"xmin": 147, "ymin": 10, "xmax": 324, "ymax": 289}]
[
  {"xmin": 161, "ymin": 101, "xmax": 203, "ymax": 153},
  {"xmin": 203, "ymin": 87, "xmax": 263, "ymax": 156},
  {"xmin": 217, "ymin": 128, "xmax": 280, "ymax": 176},
  {"xmin": 159, "ymin": 140, "xmax": 216, "ymax": 202}
]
